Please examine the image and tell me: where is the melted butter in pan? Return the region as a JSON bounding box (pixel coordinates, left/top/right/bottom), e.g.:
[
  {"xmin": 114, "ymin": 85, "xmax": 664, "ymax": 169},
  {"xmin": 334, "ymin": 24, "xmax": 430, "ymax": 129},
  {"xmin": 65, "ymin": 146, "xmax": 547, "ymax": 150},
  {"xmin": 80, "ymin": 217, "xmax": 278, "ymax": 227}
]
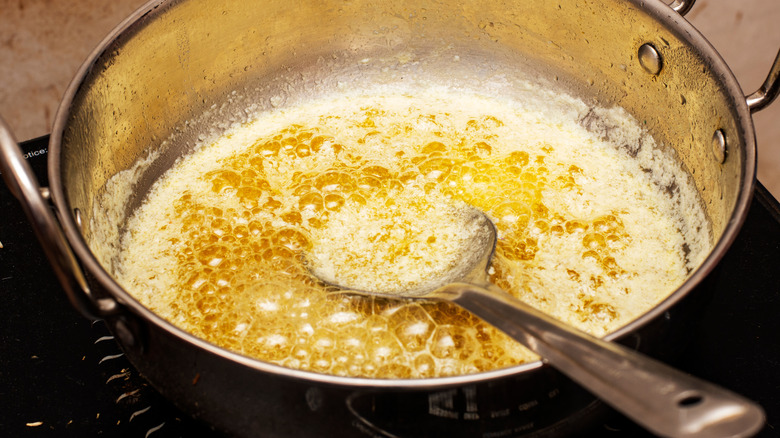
[{"xmin": 114, "ymin": 89, "xmax": 707, "ymax": 379}]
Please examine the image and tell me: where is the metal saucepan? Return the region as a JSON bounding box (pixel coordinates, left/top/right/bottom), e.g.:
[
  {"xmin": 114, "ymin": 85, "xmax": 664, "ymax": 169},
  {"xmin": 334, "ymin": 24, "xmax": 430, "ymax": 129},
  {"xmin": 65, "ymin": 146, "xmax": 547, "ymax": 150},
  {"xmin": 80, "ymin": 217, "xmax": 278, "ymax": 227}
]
[{"xmin": 2, "ymin": 0, "xmax": 779, "ymax": 436}]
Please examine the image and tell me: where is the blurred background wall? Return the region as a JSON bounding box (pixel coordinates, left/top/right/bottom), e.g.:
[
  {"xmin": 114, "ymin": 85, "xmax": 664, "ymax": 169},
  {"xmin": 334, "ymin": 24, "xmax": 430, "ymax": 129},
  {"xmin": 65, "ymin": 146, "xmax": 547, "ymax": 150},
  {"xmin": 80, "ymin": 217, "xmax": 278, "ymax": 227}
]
[{"xmin": 1, "ymin": 0, "xmax": 779, "ymax": 196}]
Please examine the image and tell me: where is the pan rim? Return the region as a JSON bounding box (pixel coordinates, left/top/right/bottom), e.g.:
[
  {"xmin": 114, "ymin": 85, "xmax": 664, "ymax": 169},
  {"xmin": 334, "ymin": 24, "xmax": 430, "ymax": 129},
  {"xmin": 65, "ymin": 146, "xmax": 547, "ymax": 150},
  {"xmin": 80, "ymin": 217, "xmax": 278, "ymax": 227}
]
[{"xmin": 46, "ymin": 0, "xmax": 757, "ymax": 388}]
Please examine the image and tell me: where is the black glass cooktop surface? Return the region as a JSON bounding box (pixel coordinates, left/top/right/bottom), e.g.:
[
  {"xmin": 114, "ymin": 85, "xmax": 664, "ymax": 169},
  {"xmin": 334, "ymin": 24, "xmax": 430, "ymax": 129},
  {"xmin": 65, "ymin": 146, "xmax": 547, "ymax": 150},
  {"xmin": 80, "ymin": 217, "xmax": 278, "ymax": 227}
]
[{"xmin": 2, "ymin": 136, "xmax": 779, "ymax": 437}]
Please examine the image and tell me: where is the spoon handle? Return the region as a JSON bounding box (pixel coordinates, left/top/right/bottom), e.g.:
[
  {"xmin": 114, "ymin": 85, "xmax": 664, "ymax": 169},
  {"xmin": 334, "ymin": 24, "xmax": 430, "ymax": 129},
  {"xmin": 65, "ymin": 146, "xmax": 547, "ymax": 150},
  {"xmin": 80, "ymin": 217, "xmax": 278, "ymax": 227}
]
[{"xmin": 435, "ymin": 283, "xmax": 765, "ymax": 438}]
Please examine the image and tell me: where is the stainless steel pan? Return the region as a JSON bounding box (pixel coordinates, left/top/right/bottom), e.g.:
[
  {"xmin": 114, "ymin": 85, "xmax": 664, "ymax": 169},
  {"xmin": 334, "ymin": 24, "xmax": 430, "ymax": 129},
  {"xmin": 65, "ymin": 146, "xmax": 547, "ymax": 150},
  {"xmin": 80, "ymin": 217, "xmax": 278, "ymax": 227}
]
[{"xmin": 2, "ymin": 0, "xmax": 779, "ymax": 436}]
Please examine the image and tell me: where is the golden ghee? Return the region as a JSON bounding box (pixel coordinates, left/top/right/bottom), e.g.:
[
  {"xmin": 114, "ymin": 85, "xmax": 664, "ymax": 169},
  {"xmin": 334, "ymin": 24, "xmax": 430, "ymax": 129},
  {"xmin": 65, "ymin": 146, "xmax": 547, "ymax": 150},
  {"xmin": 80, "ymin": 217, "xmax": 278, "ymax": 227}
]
[{"xmin": 114, "ymin": 88, "xmax": 707, "ymax": 379}]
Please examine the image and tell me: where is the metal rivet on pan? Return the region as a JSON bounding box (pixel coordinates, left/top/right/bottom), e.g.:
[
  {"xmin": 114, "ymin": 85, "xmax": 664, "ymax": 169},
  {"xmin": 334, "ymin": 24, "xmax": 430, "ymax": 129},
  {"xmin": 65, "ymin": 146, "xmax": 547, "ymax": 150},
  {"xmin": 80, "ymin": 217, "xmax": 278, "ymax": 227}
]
[
  {"xmin": 74, "ymin": 208, "xmax": 83, "ymax": 228},
  {"xmin": 638, "ymin": 43, "xmax": 663, "ymax": 75},
  {"xmin": 114, "ymin": 318, "xmax": 136, "ymax": 348},
  {"xmin": 712, "ymin": 129, "xmax": 727, "ymax": 163}
]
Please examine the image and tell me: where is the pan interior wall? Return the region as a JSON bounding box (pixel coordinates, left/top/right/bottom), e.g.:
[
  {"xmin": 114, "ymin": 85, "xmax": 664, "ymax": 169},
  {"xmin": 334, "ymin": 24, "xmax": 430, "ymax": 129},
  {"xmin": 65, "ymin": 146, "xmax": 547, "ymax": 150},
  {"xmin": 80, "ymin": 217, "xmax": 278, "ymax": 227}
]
[{"xmin": 58, "ymin": 0, "xmax": 741, "ymax": 276}]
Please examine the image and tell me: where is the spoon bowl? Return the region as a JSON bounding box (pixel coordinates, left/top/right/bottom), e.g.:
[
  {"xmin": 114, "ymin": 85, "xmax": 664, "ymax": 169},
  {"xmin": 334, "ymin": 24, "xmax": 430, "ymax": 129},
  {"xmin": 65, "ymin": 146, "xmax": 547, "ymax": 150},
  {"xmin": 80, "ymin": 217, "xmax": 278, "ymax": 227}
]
[{"xmin": 308, "ymin": 205, "xmax": 498, "ymax": 298}]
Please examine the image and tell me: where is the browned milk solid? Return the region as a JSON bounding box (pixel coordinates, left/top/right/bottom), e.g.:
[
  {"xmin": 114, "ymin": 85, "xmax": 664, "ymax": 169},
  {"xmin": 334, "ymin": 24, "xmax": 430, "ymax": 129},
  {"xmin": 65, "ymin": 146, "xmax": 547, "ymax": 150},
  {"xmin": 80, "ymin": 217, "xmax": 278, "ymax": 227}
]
[{"xmin": 110, "ymin": 87, "xmax": 709, "ymax": 379}]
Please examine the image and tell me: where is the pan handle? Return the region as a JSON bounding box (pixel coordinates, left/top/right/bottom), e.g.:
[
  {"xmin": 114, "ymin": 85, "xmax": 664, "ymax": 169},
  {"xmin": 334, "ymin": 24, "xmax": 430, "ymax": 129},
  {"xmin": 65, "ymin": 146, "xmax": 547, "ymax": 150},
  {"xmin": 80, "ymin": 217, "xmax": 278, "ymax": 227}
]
[
  {"xmin": 0, "ymin": 117, "xmax": 119, "ymax": 320},
  {"xmin": 747, "ymin": 49, "xmax": 780, "ymax": 113},
  {"xmin": 668, "ymin": 0, "xmax": 696, "ymax": 16},
  {"xmin": 665, "ymin": 0, "xmax": 780, "ymax": 112}
]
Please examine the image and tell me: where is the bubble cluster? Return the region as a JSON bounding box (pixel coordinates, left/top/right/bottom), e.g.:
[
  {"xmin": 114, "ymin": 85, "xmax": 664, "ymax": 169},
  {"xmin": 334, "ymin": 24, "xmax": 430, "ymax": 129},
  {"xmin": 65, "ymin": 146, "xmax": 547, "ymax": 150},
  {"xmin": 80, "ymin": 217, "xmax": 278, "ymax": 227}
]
[{"xmin": 133, "ymin": 101, "xmax": 654, "ymax": 379}]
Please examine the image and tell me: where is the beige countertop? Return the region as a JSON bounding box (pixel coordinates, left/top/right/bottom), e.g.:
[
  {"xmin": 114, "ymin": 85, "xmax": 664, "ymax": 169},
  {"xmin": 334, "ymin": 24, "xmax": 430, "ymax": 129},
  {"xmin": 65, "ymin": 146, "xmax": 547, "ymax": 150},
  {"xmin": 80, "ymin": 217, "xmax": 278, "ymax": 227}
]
[{"xmin": 1, "ymin": 0, "xmax": 779, "ymax": 197}]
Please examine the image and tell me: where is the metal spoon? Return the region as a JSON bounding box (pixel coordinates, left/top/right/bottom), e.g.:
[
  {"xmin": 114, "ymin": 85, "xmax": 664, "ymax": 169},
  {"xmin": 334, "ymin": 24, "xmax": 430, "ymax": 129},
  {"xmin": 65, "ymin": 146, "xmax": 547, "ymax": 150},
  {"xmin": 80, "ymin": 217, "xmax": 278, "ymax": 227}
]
[{"xmin": 307, "ymin": 207, "xmax": 765, "ymax": 438}]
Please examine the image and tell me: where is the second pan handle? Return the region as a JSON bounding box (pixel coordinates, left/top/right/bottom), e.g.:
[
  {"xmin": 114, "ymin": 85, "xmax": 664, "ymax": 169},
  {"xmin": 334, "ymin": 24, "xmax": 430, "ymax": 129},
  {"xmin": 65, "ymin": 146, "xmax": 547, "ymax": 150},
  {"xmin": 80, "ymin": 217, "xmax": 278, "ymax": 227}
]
[
  {"xmin": 747, "ymin": 49, "xmax": 780, "ymax": 113},
  {"xmin": 0, "ymin": 117, "xmax": 119, "ymax": 320}
]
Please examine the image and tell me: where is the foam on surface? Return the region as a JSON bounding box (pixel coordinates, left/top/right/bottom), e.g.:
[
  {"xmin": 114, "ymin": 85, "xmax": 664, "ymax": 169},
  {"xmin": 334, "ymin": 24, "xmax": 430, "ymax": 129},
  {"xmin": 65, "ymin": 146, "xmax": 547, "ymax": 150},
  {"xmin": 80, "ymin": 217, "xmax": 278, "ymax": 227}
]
[{"xmin": 97, "ymin": 84, "xmax": 710, "ymax": 378}]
